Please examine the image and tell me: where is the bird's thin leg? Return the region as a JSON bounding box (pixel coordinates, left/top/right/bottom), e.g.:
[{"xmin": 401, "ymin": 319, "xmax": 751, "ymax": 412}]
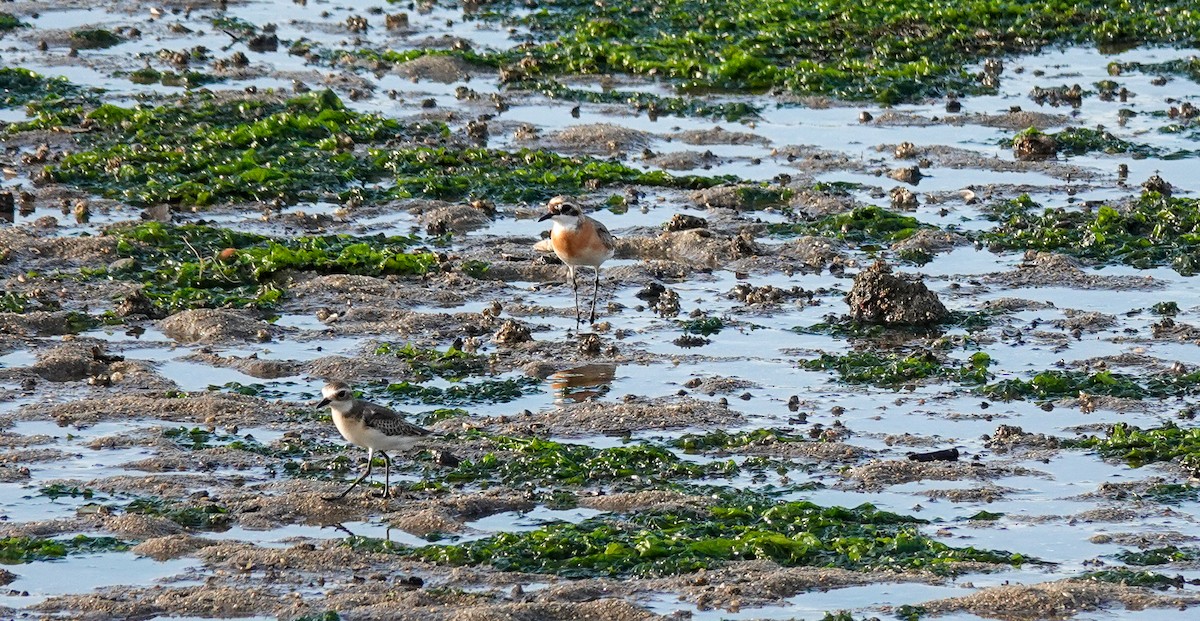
[
  {"xmin": 324, "ymin": 448, "xmax": 374, "ymax": 501},
  {"xmin": 589, "ymin": 266, "xmax": 601, "ymax": 324},
  {"xmin": 569, "ymin": 265, "xmax": 581, "ymax": 326},
  {"xmin": 377, "ymin": 451, "xmax": 392, "ymax": 498}
]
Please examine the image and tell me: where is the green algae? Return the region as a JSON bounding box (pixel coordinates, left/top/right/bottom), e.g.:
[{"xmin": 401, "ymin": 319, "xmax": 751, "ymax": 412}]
[
  {"xmin": 38, "ymin": 484, "xmax": 98, "ymax": 500},
  {"xmin": 1109, "ymin": 57, "xmax": 1200, "ymax": 83},
  {"xmin": 125, "ymin": 67, "xmax": 221, "ymax": 88},
  {"xmin": 104, "ymin": 221, "xmax": 437, "ymax": 311},
  {"xmin": 1052, "ymin": 127, "xmax": 1160, "ymax": 157},
  {"xmin": 42, "ymin": 90, "xmax": 441, "ymax": 207},
  {"xmin": 70, "ymin": 29, "xmax": 122, "ymax": 49},
  {"xmin": 799, "ymin": 351, "xmax": 992, "ymax": 388},
  {"xmin": 670, "ymin": 428, "xmax": 806, "ymax": 453},
  {"xmin": 0, "ymin": 291, "xmax": 61, "ymax": 313},
  {"xmin": 416, "ymin": 407, "xmax": 470, "ymax": 425},
  {"xmin": 373, "ymin": 342, "xmax": 487, "ymax": 380},
  {"xmin": 0, "ymin": 535, "xmax": 130, "ymax": 563},
  {"xmin": 1002, "ymin": 126, "xmax": 1159, "ymax": 157},
  {"xmin": 124, "ymin": 497, "xmax": 231, "ymax": 531},
  {"xmin": 981, "ymin": 368, "xmax": 1200, "ymax": 401},
  {"xmin": 980, "ymin": 193, "xmax": 1200, "ymax": 275},
  {"xmin": 381, "ymin": 376, "xmax": 541, "ymax": 406},
  {"xmin": 409, "ymin": 500, "xmax": 1025, "ymax": 577},
  {"xmin": 462, "ymin": 0, "xmax": 1200, "ymax": 103},
  {"xmin": 0, "ymin": 67, "xmax": 84, "ymax": 109},
  {"xmin": 0, "ymin": 12, "xmax": 27, "ymax": 31},
  {"xmin": 30, "ymin": 88, "xmax": 720, "ymax": 207},
  {"xmin": 513, "ymin": 79, "xmax": 761, "ymax": 121},
  {"xmin": 212, "ymin": 381, "xmax": 298, "ymax": 400},
  {"xmin": 434, "ymin": 434, "xmax": 737, "ymax": 488},
  {"xmin": 1115, "ymin": 546, "xmax": 1200, "ymax": 566},
  {"xmin": 372, "ymin": 146, "xmax": 721, "ymax": 203},
  {"xmin": 678, "ymin": 316, "xmax": 724, "ymax": 336},
  {"xmin": 791, "ymin": 311, "xmax": 993, "ymax": 340},
  {"xmin": 768, "ymin": 206, "xmax": 927, "ymax": 244},
  {"xmin": 164, "ymin": 425, "xmax": 262, "ymax": 451},
  {"xmin": 1069, "ymin": 422, "xmax": 1200, "ymax": 474},
  {"xmin": 1152, "ymin": 301, "xmax": 1181, "ymax": 316},
  {"xmin": 163, "ymin": 424, "xmax": 345, "ymax": 473},
  {"xmin": 894, "ymin": 606, "xmax": 928, "ymax": 621},
  {"xmin": 210, "ymin": 16, "xmax": 258, "ymax": 36},
  {"xmin": 1143, "ymin": 483, "xmax": 1200, "ymax": 504}
]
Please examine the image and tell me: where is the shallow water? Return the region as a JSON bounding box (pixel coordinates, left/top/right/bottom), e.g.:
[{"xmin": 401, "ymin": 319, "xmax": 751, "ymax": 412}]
[{"xmin": 3, "ymin": 0, "xmax": 1200, "ymax": 619}]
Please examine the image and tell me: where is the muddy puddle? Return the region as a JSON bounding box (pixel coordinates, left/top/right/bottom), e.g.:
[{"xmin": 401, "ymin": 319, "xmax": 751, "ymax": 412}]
[{"xmin": 3, "ymin": 1, "xmax": 1200, "ymax": 620}]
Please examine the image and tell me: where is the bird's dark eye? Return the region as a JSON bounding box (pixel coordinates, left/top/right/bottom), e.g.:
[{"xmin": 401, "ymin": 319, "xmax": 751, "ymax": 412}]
[{"xmin": 337, "ymin": 390, "xmax": 349, "ymax": 399}]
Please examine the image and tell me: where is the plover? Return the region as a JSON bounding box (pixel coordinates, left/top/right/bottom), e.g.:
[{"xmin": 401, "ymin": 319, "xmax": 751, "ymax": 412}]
[
  {"xmin": 317, "ymin": 381, "xmax": 431, "ymax": 500},
  {"xmin": 538, "ymin": 196, "xmax": 616, "ymax": 325}
]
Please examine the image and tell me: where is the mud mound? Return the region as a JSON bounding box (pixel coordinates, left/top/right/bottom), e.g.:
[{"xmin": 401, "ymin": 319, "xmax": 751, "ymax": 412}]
[
  {"xmin": 23, "ymin": 392, "xmax": 294, "ymax": 427},
  {"xmin": 159, "ymin": 309, "xmax": 276, "ymax": 344},
  {"xmin": 846, "ymin": 260, "xmax": 948, "ymax": 325},
  {"xmin": 489, "ymin": 395, "xmax": 744, "ymax": 436},
  {"xmin": 776, "ymin": 236, "xmax": 849, "ymax": 271},
  {"xmin": 985, "ymin": 252, "xmax": 1161, "ymax": 290},
  {"xmin": 649, "ymin": 559, "xmax": 936, "ymax": 608},
  {"xmin": 182, "ymin": 351, "xmax": 302, "ymax": 379},
  {"xmin": 0, "ymin": 229, "xmax": 118, "ymax": 272},
  {"xmin": 619, "ymin": 229, "xmax": 749, "ymax": 268},
  {"xmin": 130, "ymin": 533, "xmax": 217, "ymax": 561},
  {"xmin": 0, "ymin": 312, "xmax": 91, "ymax": 337},
  {"xmin": 921, "ymin": 578, "xmax": 1200, "ymax": 620},
  {"xmin": 395, "ymin": 55, "xmax": 483, "ymax": 83},
  {"xmin": 646, "ymin": 150, "xmax": 711, "ymax": 170},
  {"xmin": 417, "ymin": 203, "xmax": 494, "ymax": 234},
  {"xmin": 843, "ymin": 458, "xmax": 1047, "ymax": 490},
  {"xmin": 547, "ymin": 123, "xmax": 654, "ymax": 154},
  {"xmin": 890, "ymin": 228, "xmax": 968, "ymax": 255},
  {"xmin": 671, "ymin": 126, "xmax": 770, "ymax": 146},
  {"xmin": 578, "ymin": 490, "xmax": 714, "ymax": 513}
]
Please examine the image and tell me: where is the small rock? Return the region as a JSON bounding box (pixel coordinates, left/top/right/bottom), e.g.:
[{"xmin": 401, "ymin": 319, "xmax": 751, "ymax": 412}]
[
  {"xmin": 888, "ymin": 166, "xmax": 924, "ymax": 185},
  {"xmin": 664, "ymin": 213, "xmax": 708, "ymax": 231},
  {"xmin": 893, "ymin": 142, "xmax": 918, "ymax": 159},
  {"xmin": 1141, "ymin": 174, "xmax": 1172, "ymax": 196},
  {"xmin": 1012, "ymin": 131, "xmax": 1058, "ymax": 161},
  {"xmin": 578, "ymin": 333, "xmax": 602, "ymax": 355},
  {"xmin": 889, "ymin": 186, "xmax": 919, "ymax": 210},
  {"xmin": 385, "ymin": 13, "xmax": 409, "ymax": 30},
  {"xmin": 492, "ymin": 319, "xmax": 532, "ymax": 344}
]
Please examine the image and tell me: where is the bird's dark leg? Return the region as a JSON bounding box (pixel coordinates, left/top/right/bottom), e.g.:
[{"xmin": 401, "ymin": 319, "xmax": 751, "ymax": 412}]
[
  {"xmin": 374, "ymin": 451, "xmax": 393, "ymax": 498},
  {"xmin": 324, "ymin": 448, "xmax": 374, "ymax": 501},
  {"xmin": 589, "ymin": 266, "xmax": 601, "ymax": 324},
  {"xmin": 569, "ymin": 266, "xmax": 582, "ymax": 326}
]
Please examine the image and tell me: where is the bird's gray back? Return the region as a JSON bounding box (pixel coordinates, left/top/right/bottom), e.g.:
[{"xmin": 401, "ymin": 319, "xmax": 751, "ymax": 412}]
[{"xmin": 354, "ymin": 400, "xmax": 431, "ymax": 437}]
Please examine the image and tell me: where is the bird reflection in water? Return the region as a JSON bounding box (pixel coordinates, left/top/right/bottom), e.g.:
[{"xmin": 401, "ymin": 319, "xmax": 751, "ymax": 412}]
[{"xmin": 549, "ymin": 363, "xmax": 617, "ymax": 403}]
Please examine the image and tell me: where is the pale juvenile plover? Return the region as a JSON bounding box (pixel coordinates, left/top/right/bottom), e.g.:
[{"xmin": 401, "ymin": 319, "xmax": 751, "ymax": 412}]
[
  {"xmin": 538, "ymin": 196, "xmax": 616, "ymax": 326},
  {"xmin": 317, "ymin": 381, "xmax": 431, "ymax": 500}
]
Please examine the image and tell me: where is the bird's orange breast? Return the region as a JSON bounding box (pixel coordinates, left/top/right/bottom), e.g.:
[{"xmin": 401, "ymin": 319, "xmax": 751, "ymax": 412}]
[{"xmin": 551, "ymin": 219, "xmax": 612, "ymax": 267}]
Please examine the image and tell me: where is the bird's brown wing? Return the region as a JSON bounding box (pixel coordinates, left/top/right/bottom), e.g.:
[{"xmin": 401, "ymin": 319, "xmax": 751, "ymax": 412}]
[
  {"xmin": 359, "ymin": 402, "xmax": 432, "ymax": 438},
  {"xmin": 594, "ymin": 218, "xmax": 616, "ymax": 252}
]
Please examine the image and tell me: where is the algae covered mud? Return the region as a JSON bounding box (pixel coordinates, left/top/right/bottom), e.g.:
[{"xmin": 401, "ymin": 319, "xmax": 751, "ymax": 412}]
[{"xmin": 3, "ymin": 0, "xmax": 1200, "ymax": 619}]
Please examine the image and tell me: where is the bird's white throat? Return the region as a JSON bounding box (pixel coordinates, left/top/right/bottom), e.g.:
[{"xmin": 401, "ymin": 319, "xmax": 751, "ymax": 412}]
[{"xmin": 554, "ymin": 215, "xmax": 585, "ymax": 230}]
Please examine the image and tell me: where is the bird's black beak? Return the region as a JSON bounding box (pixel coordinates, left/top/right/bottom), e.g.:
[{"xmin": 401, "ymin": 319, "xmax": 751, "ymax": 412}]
[
  {"xmin": 538, "ymin": 212, "xmax": 553, "ymax": 222},
  {"xmin": 317, "ymin": 397, "xmax": 330, "ymax": 408}
]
